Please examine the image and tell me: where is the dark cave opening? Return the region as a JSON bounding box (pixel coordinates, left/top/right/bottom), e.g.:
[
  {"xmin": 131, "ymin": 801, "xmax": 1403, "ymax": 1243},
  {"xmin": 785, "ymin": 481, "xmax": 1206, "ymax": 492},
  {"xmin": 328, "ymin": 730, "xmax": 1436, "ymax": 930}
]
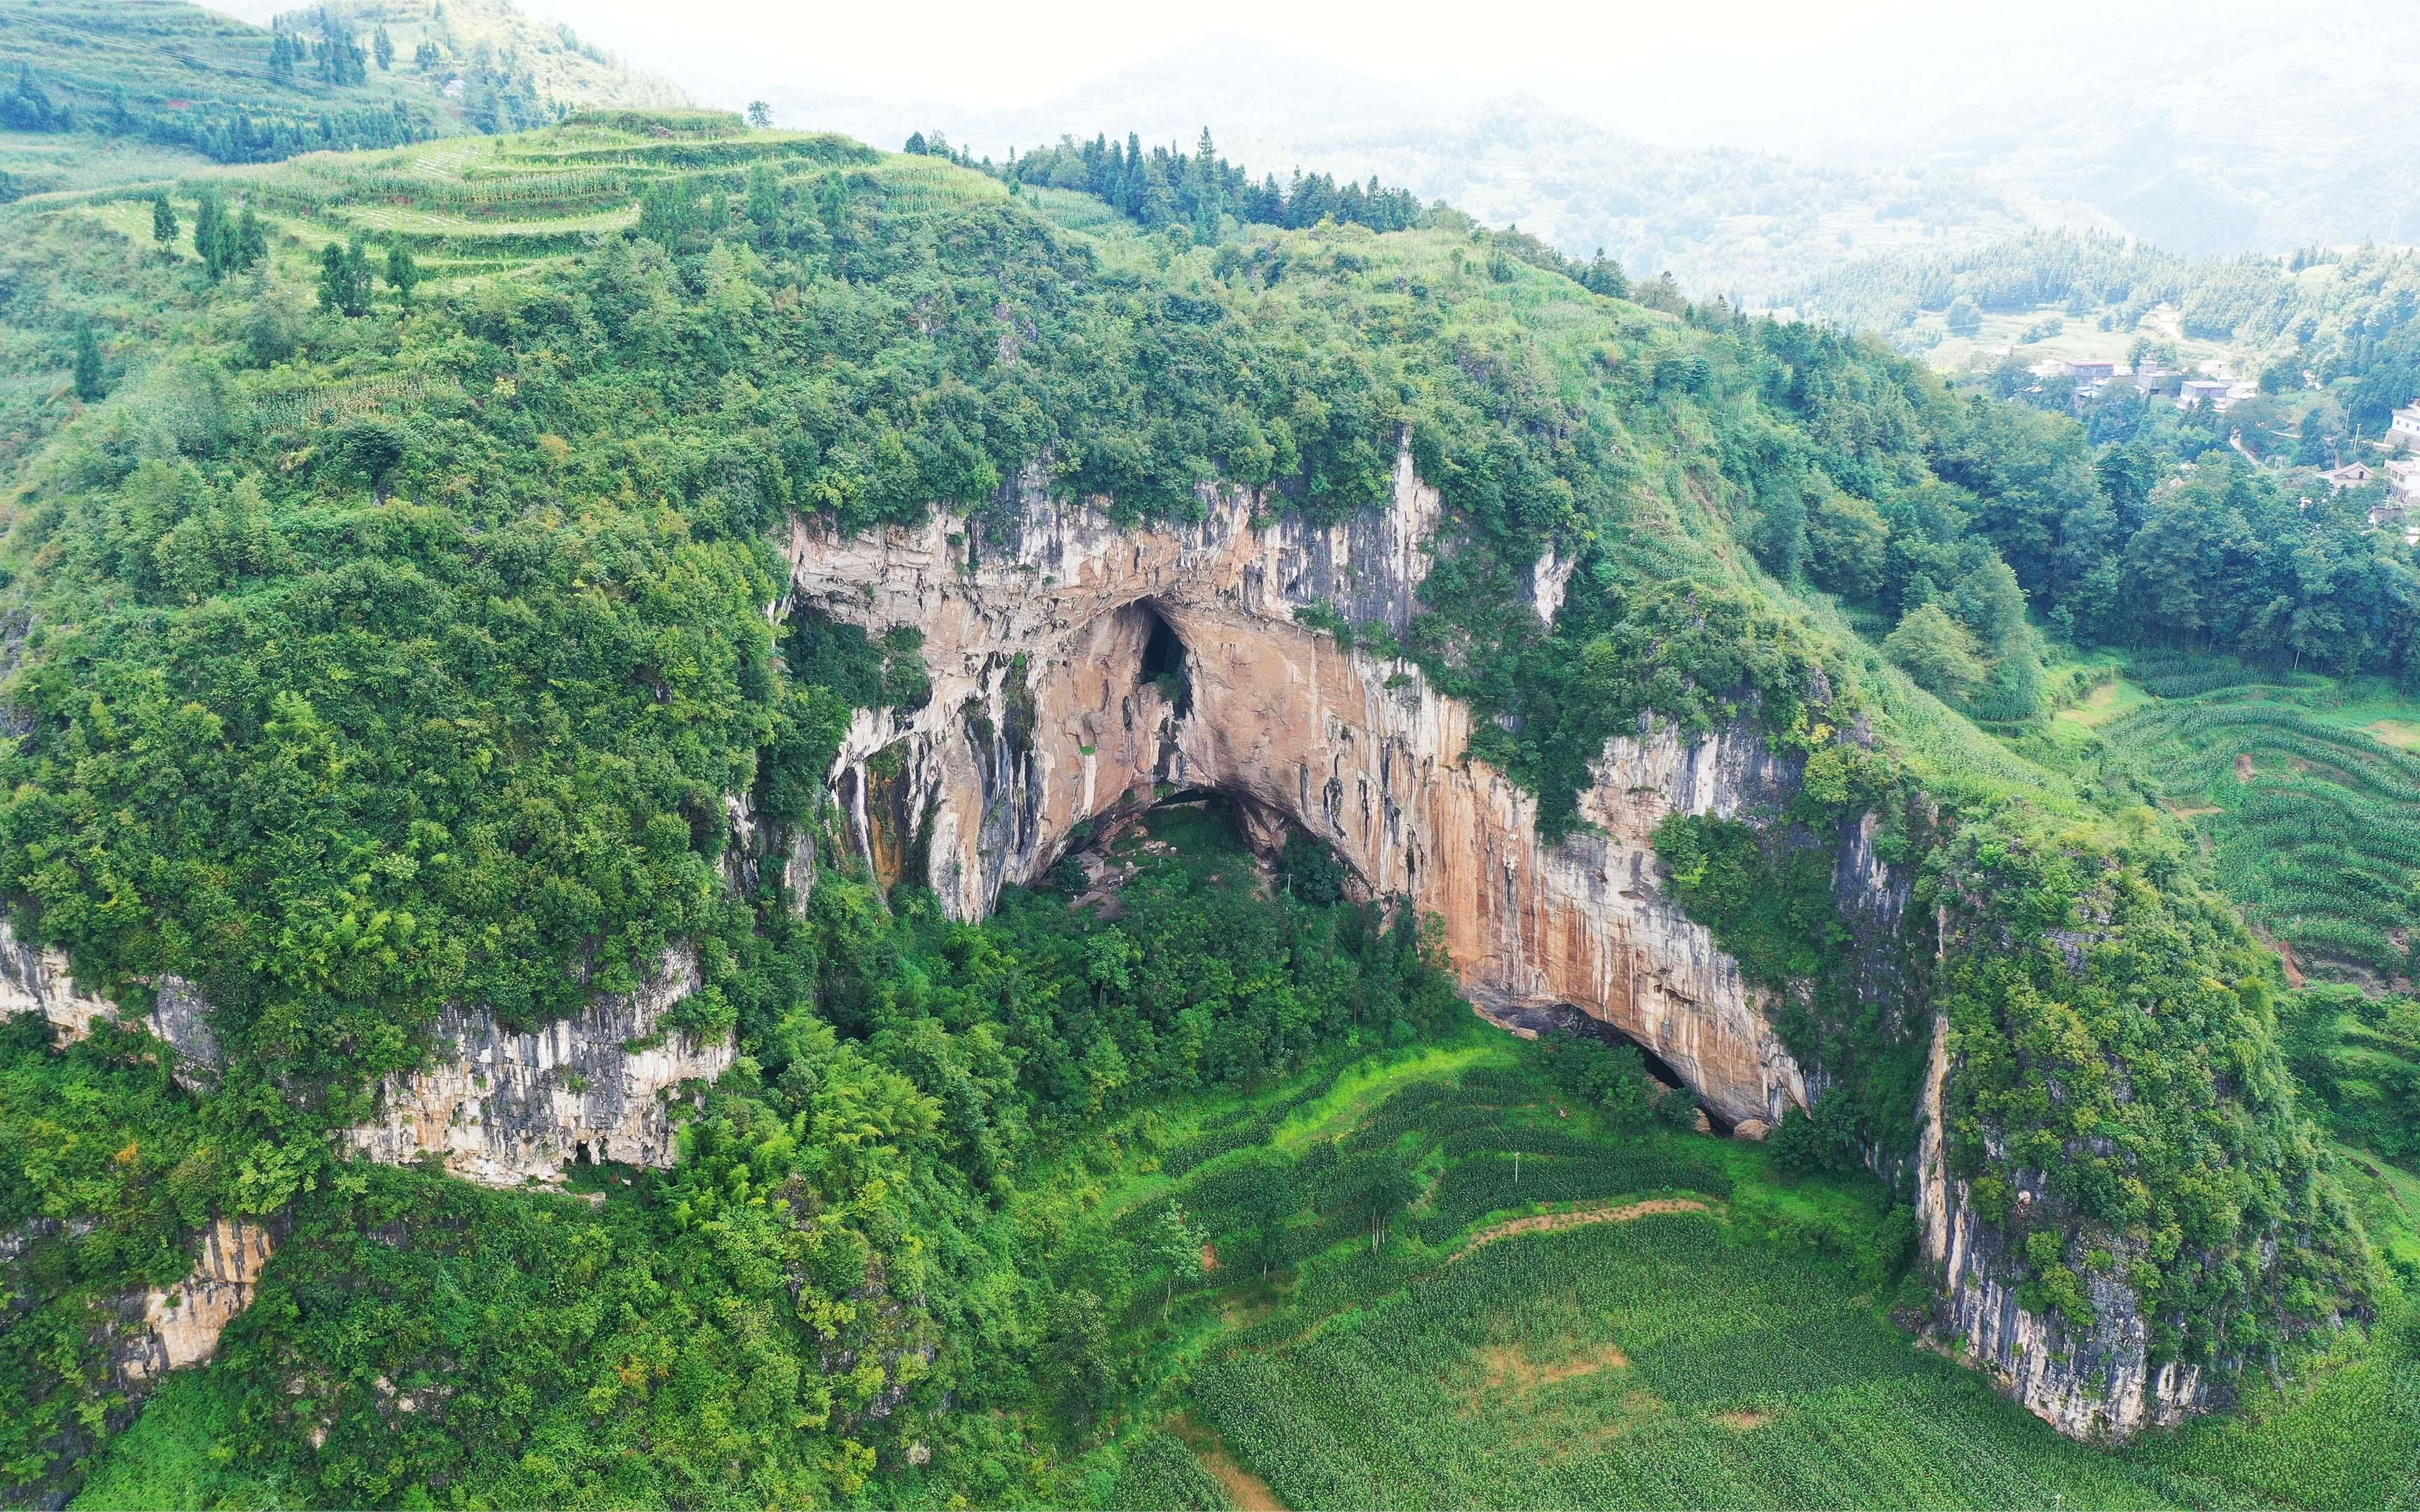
[{"xmin": 1137, "ymin": 600, "xmax": 1191, "ymax": 716}]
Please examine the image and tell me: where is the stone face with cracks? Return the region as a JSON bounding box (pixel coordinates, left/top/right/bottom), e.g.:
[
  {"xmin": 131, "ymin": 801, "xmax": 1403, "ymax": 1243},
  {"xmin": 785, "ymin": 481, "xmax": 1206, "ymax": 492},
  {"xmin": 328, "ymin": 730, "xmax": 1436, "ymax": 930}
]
[
  {"xmin": 785, "ymin": 444, "xmax": 1810, "ymax": 1128},
  {"xmin": 344, "ymin": 946, "xmax": 732, "ymax": 1186},
  {"xmin": 0, "ymin": 920, "xmax": 729, "ymax": 1190},
  {"xmin": 118, "ymin": 1218, "xmax": 281, "ymax": 1382},
  {"xmin": 1915, "ymin": 1004, "xmax": 2211, "ymax": 1440}
]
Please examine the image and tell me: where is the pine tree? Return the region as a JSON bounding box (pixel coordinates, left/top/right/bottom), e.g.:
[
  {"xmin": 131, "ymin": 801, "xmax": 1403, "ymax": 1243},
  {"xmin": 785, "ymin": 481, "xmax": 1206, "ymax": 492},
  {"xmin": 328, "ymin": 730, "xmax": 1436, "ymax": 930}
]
[
  {"xmin": 318, "ymin": 243, "xmax": 346, "ymax": 313},
  {"xmin": 1189, "ymin": 127, "xmax": 1223, "ymax": 239},
  {"xmin": 744, "ymin": 162, "xmax": 780, "ymax": 242},
  {"xmin": 71, "ymin": 321, "xmax": 103, "ymax": 403},
  {"xmin": 235, "ymin": 210, "xmax": 267, "ymax": 272},
  {"xmin": 373, "ymin": 24, "xmax": 394, "ymax": 71},
  {"xmin": 192, "ymin": 194, "xmax": 227, "ymax": 279},
  {"xmin": 151, "ymin": 193, "xmax": 178, "ymax": 246},
  {"xmin": 345, "ymin": 241, "xmax": 373, "ymax": 314}
]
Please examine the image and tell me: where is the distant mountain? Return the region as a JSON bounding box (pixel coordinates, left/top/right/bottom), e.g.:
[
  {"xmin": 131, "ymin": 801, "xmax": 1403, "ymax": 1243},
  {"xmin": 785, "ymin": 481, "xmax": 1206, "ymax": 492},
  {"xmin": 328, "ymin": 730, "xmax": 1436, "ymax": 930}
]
[
  {"xmin": 1925, "ymin": 10, "xmax": 2420, "ymax": 256},
  {"xmin": 752, "ymin": 11, "xmax": 2419, "ymax": 299},
  {"xmin": 759, "ymin": 38, "xmax": 2038, "ymax": 306},
  {"xmin": 221, "ymin": 0, "xmax": 690, "ymax": 117}
]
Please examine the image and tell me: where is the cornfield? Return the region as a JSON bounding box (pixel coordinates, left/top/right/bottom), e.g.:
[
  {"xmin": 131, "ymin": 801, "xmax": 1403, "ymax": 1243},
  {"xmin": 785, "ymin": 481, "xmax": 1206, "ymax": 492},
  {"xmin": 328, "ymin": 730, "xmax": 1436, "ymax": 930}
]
[{"xmin": 2108, "ymin": 692, "xmax": 2420, "ymax": 976}]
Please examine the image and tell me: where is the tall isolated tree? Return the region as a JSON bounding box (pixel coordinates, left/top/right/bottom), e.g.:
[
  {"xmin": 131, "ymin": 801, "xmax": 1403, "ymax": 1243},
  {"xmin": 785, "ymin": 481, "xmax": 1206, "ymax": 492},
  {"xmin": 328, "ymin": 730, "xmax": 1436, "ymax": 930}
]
[
  {"xmin": 319, "ymin": 239, "xmax": 373, "ymax": 316},
  {"xmin": 373, "ymin": 23, "xmax": 394, "ymax": 70},
  {"xmin": 1189, "ymin": 127, "xmax": 1223, "ymax": 239},
  {"xmin": 233, "ymin": 209, "xmax": 267, "ymax": 272},
  {"xmin": 1150, "ymin": 1202, "xmax": 1207, "ymax": 1315},
  {"xmin": 71, "ymin": 320, "xmax": 102, "ymax": 402},
  {"xmin": 151, "ymin": 193, "xmax": 177, "ymax": 246},
  {"xmin": 1230, "ymin": 1151, "xmax": 1300, "ymax": 1279},
  {"xmin": 746, "ymin": 99, "xmax": 771, "ymax": 129}
]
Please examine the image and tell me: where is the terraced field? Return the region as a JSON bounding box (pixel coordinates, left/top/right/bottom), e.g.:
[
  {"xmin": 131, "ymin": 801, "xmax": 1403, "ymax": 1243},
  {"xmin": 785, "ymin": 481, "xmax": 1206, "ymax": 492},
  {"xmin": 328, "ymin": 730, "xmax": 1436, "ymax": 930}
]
[
  {"xmin": 40, "ymin": 109, "xmax": 884, "ymax": 283},
  {"xmin": 2103, "ymin": 654, "xmax": 2420, "ymax": 981}
]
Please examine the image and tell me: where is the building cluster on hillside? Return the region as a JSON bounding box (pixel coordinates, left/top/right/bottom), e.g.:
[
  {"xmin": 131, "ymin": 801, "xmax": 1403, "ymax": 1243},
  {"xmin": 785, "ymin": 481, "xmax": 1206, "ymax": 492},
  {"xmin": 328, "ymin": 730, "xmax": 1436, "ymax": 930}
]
[
  {"xmin": 2328, "ymin": 402, "xmax": 2420, "ymax": 532},
  {"xmin": 2038, "ymin": 355, "xmax": 2204, "ymax": 412}
]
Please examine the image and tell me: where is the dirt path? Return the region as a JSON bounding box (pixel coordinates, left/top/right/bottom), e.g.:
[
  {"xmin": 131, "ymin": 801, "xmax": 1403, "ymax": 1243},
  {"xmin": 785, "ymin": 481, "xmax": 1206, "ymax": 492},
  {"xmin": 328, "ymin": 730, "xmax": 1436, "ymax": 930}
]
[
  {"xmin": 1171, "ymin": 1414, "xmax": 1287, "ymax": 1511},
  {"xmin": 1449, "ymin": 1198, "xmax": 1713, "ymax": 1262}
]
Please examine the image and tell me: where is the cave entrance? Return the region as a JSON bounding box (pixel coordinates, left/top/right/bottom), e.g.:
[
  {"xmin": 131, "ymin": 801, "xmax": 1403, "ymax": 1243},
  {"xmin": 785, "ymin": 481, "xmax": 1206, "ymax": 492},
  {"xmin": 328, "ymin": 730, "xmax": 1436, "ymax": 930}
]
[
  {"xmin": 1136, "ymin": 599, "xmax": 1191, "ymax": 716},
  {"xmin": 1546, "ymin": 1006, "xmax": 1732, "ymax": 1133}
]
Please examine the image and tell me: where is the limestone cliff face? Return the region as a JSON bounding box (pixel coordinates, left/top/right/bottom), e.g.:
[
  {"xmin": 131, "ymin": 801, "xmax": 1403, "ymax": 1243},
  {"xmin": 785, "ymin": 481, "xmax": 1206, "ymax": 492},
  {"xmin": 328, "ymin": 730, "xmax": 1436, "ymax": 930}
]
[
  {"xmin": 117, "ymin": 1218, "xmax": 281, "ymax": 1383},
  {"xmin": 1, "ymin": 920, "xmax": 727, "ymax": 1189},
  {"xmin": 783, "ymin": 445, "xmax": 1810, "ymax": 1128},
  {"xmin": 345, "ymin": 946, "xmax": 732, "ymax": 1186},
  {"xmin": 789, "ymin": 454, "xmax": 2211, "ymax": 1441},
  {"xmin": 0, "ymin": 921, "xmax": 219, "ymax": 1091},
  {"xmin": 1914, "ymin": 1007, "xmax": 2211, "ymax": 1441}
]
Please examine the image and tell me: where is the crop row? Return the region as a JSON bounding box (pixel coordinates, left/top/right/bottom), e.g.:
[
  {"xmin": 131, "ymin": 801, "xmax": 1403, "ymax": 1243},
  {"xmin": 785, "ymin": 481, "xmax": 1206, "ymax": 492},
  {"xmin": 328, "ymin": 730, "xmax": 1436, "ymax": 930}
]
[{"xmin": 1192, "ymin": 1215, "xmax": 2178, "ymax": 1508}]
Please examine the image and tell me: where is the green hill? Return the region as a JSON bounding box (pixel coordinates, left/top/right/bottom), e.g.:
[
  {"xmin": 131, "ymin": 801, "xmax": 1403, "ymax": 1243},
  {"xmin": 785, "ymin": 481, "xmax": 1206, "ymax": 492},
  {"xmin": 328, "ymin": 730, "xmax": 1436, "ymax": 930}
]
[
  {"xmin": 0, "ymin": 113, "xmax": 2400, "ymax": 1506},
  {"xmin": 0, "ymin": 0, "xmax": 686, "ymax": 199}
]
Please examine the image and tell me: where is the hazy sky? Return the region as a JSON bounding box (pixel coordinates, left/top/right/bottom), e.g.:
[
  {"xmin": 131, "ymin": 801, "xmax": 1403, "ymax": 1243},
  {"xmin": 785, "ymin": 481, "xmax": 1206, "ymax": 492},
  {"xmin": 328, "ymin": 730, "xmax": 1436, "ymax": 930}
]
[{"xmin": 510, "ymin": 0, "xmax": 2019, "ymax": 151}]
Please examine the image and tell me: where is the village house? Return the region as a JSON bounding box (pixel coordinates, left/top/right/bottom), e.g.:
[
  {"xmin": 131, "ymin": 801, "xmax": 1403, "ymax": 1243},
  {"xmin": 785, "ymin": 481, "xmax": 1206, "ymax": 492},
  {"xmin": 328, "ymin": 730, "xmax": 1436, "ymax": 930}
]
[
  {"xmin": 2389, "ymin": 400, "xmax": 2420, "ymax": 449},
  {"xmin": 2323, "ymin": 462, "xmax": 2374, "ymax": 490},
  {"xmin": 2179, "ymin": 378, "xmax": 2234, "ymax": 408},
  {"xmin": 2062, "ymin": 358, "xmax": 2116, "ymax": 381}
]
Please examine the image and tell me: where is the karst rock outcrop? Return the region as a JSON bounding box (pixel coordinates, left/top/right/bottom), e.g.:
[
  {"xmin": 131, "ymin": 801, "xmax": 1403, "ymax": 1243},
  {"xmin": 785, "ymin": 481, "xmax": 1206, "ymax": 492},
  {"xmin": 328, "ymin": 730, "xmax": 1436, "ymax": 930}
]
[
  {"xmin": 786, "ymin": 446, "xmax": 2208, "ymax": 1442},
  {"xmin": 1, "ymin": 919, "xmax": 729, "ymax": 1191},
  {"xmin": 1915, "ymin": 1008, "xmax": 2211, "ymax": 1439},
  {"xmin": 786, "ymin": 443, "xmax": 1813, "ymax": 1128}
]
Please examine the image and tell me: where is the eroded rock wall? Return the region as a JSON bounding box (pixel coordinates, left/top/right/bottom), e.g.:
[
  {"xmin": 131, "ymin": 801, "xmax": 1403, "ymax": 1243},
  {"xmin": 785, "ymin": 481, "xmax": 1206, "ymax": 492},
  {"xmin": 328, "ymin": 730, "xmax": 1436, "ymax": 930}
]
[
  {"xmin": 1914, "ymin": 1007, "xmax": 2210, "ymax": 1440},
  {"xmin": 784, "ymin": 447, "xmax": 1811, "ymax": 1127},
  {"xmin": 118, "ymin": 1218, "xmax": 281, "ymax": 1383},
  {"xmin": 0, "ymin": 920, "xmax": 220, "ymax": 1091},
  {"xmin": 1, "ymin": 920, "xmax": 726, "ymax": 1189},
  {"xmin": 345, "ymin": 946, "xmax": 731, "ymax": 1186}
]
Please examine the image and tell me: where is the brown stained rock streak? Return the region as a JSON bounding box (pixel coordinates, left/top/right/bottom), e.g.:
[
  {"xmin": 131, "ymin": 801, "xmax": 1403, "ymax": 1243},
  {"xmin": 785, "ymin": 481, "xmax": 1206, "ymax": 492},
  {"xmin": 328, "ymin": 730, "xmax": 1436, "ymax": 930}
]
[
  {"xmin": 120, "ymin": 1217, "xmax": 278, "ymax": 1382},
  {"xmin": 784, "ymin": 449, "xmax": 1814, "ymax": 1128}
]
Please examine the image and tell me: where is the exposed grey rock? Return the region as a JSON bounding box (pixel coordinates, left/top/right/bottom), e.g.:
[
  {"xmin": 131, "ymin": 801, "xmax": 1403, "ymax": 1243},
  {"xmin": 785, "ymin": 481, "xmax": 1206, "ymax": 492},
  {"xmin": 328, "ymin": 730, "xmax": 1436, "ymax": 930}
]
[
  {"xmin": 0, "ymin": 920, "xmax": 220, "ymax": 1092},
  {"xmin": 344, "ymin": 946, "xmax": 730, "ymax": 1186},
  {"xmin": 1914, "ymin": 1008, "xmax": 2211, "ymax": 1441}
]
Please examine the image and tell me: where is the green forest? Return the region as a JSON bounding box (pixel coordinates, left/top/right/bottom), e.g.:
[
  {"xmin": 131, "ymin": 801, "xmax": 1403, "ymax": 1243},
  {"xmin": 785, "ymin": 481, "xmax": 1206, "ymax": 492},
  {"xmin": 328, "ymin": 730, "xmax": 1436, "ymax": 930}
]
[{"xmin": 0, "ymin": 22, "xmax": 2415, "ymax": 1504}]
